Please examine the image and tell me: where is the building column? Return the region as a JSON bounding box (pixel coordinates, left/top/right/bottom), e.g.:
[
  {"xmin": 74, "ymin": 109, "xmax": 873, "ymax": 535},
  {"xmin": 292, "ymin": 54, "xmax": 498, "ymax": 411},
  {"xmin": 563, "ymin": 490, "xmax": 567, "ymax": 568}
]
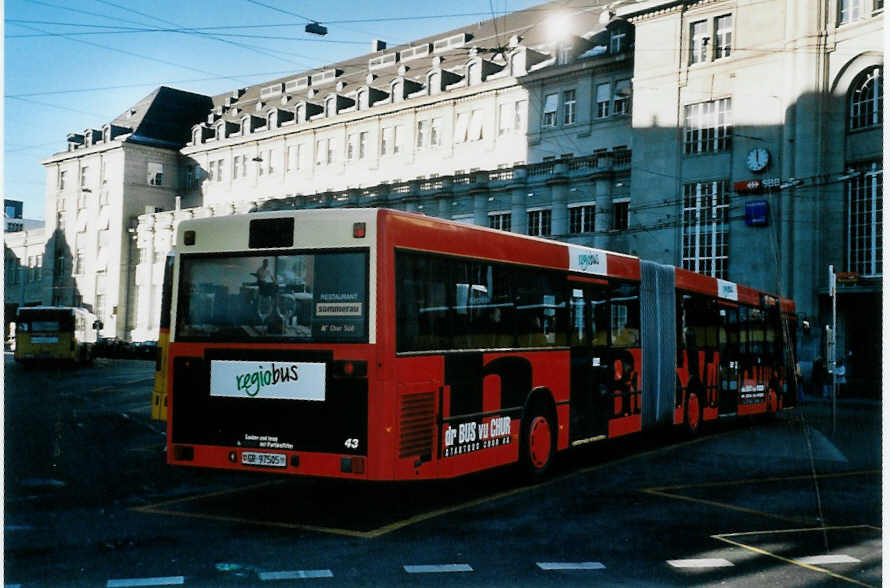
[
  {"xmin": 511, "ymin": 187, "xmax": 527, "ymax": 235},
  {"xmin": 473, "ymin": 191, "xmax": 489, "ymax": 227},
  {"xmin": 594, "ymin": 177, "xmax": 611, "ymax": 250}
]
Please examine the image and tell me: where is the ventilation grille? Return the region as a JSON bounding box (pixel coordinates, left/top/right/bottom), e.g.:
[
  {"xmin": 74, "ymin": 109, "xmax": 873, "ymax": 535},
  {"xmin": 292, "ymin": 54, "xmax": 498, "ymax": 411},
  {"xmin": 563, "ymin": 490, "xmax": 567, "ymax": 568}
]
[{"xmin": 399, "ymin": 392, "xmax": 435, "ymax": 459}]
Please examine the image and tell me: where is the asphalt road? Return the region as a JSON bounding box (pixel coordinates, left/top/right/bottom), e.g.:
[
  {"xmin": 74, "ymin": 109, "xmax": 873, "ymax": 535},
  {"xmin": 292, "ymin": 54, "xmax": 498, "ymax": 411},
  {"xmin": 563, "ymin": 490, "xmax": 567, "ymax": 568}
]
[{"xmin": 4, "ymin": 353, "xmax": 882, "ymax": 587}]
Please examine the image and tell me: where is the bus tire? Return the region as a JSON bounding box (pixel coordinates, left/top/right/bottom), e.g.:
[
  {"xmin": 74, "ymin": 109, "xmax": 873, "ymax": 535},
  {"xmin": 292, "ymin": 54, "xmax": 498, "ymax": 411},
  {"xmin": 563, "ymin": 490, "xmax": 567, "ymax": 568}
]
[
  {"xmin": 521, "ymin": 399, "xmax": 556, "ymax": 481},
  {"xmin": 685, "ymin": 390, "xmax": 703, "ymax": 436}
]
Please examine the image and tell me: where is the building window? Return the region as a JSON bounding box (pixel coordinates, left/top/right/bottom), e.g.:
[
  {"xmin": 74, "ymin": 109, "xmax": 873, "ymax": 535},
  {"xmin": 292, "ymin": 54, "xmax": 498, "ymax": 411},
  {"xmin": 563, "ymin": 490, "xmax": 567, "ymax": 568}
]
[
  {"xmin": 527, "ymin": 209, "xmax": 552, "ymax": 237},
  {"xmin": 849, "ymin": 66, "xmax": 883, "ymax": 130},
  {"xmin": 838, "ymin": 0, "xmax": 862, "ymax": 24},
  {"xmin": 514, "ymin": 99, "xmax": 527, "ymax": 132},
  {"xmin": 381, "ymin": 127, "xmax": 393, "ymax": 155},
  {"xmin": 689, "ymin": 20, "xmax": 709, "ymax": 65},
  {"xmin": 684, "ymin": 98, "xmax": 732, "ymax": 154},
  {"xmin": 489, "ymin": 212, "xmax": 512, "ymax": 232},
  {"xmin": 316, "ymin": 140, "xmax": 326, "ymax": 166},
  {"xmin": 59, "ymin": 170, "xmax": 67, "ymax": 191},
  {"xmin": 613, "ymin": 79, "xmax": 631, "ymax": 115},
  {"xmin": 569, "ymin": 205, "xmax": 595, "ymax": 234},
  {"xmin": 613, "ymin": 200, "xmax": 629, "ymax": 231},
  {"xmin": 233, "ymin": 155, "xmax": 242, "ymax": 179},
  {"xmin": 682, "ymin": 180, "xmax": 730, "ymax": 279},
  {"xmin": 147, "ymin": 162, "xmax": 164, "ymax": 186},
  {"xmin": 347, "ymin": 133, "xmax": 358, "ymax": 160},
  {"xmin": 430, "ymin": 119, "xmax": 441, "ymax": 147},
  {"xmin": 847, "ymin": 162, "xmax": 883, "ymax": 276},
  {"xmin": 74, "ymin": 249, "xmax": 86, "ymax": 275},
  {"xmin": 215, "ymin": 159, "xmax": 224, "ymax": 182},
  {"xmin": 563, "ymin": 90, "xmax": 576, "ymax": 125},
  {"xmin": 359, "ymin": 131, "xmax": 368, "ymax": 158},
  {"xmin": 326, "ymin": 139, "xmax": 336, "ymax": 165},
  {"xmin": 80, "ymin": 166, "xmax": 89, "ymax": 189},
  {"xmin": 714, "ymin": 15, "xmax": 733, "ymax": 59},
  {"xmin": 499, "ymin": 103, "xmax": 513, "ymax": 136},
  {"xmin": 610, "ymin": 31, "xmax": 627, "ymax": 54},
  {"xmin": 287, "ymin": 144, "xmax": 301, "ymax": 171},
  {"xmin": 543, "ymin": 93, "xmax": 558, "ymax": 127},
  {"xmin": 595, "ymin": 83, "xmax": 610, "ymax": 118},
  {"xmin": 557, "ymin": 43, "xmax": 572, "ymax": 65},
  {"xmin": 416, "ymin": 120, "xmax": 428, "ymax": 149},
  {"xmin": 468, "ymin": 61, "xmax": 482, "ymax": 85}
]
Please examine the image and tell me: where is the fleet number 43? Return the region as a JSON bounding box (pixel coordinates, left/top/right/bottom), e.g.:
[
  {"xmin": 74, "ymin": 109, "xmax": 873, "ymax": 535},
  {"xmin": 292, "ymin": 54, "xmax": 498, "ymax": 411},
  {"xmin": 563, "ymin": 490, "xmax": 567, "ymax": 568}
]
[{"xmin": 344, "ymin": 438, "xmax": 359, "ymax": 449}]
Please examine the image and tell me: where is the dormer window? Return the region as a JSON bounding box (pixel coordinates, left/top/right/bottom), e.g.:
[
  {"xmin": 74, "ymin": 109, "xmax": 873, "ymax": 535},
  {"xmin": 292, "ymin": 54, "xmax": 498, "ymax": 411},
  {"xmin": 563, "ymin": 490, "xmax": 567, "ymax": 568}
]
[
  {"xmin": 103, "ymin": 127, "xmax": 111, "ymax": 142},
  {"xmin": 468, "ymin": 61, "xmax": 481, "ymax": 85},
  {"xmin": 295, "ymin": 103, "xmax": 304, "ymax": 123},
  {"xmin": 357, "ymin": 89, "xmax": 367, "ymax": 109},
  {"xmin": 216, "ymin": 122, "xmax": 225, "ymax": 139},
  {"xmin": 267, "ymin": 111, "xmax": 276, "ymax": 128},
  {"xmin": 557, "ymin": 44, "xmax": 572, "ymax": 65},
  {"xmin": 192, "ymin": 127, "xmax": 202, "ymax": 144},
  {"xmin": 610, "ymin": 31, "xmax": 626, "ymax": 54},
  {"xmin": 429, "ymin": 71, "xmax": 441, "ymax": 95},
  {"xmin": 241, "ymin": 117, "xmax": 250, "ymax": 134},
  {"xmin": 325, "ymin": 96, "xmax": 336, "ymax": 117},
  {"xmin": 391, "ymin": 80, "xmax": 403, "ymax": 102}
]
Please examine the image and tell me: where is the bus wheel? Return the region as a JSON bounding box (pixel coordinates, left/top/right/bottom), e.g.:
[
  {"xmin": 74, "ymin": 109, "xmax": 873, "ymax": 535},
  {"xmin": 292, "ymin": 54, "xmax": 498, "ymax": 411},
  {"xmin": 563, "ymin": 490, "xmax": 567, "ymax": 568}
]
[
  {"xmin": 522, "ymin": 409, "xmax": 555, "ymax": 480},
  {"xmin": 685, "ymin": 391, "xmax": 702, "ymax": 436}
]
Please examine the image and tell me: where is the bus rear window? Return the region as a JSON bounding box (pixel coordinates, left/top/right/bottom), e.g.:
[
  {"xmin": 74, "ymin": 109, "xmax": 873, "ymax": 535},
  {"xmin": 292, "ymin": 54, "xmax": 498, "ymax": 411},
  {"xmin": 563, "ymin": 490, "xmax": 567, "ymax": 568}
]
[{"xmin": 176, "ymin": 250, "xmax": 368, "ymax": 343}]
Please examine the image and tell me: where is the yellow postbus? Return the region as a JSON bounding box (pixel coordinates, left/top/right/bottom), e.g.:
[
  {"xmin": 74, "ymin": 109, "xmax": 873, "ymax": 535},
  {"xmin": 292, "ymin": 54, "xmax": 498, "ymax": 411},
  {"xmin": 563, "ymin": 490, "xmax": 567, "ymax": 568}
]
[{"xmin": 14, "ymin": 306, "xmax": 99, "ymax": 366}]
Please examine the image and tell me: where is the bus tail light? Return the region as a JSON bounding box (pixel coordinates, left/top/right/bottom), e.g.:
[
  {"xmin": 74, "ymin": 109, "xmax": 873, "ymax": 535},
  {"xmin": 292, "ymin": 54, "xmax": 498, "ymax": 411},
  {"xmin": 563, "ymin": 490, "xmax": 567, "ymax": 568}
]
[
  {"xmin": 332, "ymin": 360, "xmax": 367, "ymax": 379},
  {"xmin": 340, "ymin": 457, "xmax": 365, "ymax": 474},
  {"xmin": 353, "ymin": 222, "xmax": 366, "ymax": 238},
  {"xmin": 173, "ymin": 445, "xmax": 194, "ymax": 461}
]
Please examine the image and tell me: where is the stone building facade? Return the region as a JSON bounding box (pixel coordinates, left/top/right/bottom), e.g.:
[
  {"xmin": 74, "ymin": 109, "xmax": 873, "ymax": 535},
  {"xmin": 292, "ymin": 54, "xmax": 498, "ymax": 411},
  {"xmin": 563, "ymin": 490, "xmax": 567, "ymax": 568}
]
[{"xmin": 7, "ymin": 0, "xmax": 882, "ymax": 392}]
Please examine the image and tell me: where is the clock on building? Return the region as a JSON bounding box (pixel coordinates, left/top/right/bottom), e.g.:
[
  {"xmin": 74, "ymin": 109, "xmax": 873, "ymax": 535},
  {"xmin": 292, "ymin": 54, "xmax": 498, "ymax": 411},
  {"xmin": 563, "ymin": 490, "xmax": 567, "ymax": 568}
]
[{"xmin": 745, "ymin": 147, "xmax": 770, "ymax": 172}]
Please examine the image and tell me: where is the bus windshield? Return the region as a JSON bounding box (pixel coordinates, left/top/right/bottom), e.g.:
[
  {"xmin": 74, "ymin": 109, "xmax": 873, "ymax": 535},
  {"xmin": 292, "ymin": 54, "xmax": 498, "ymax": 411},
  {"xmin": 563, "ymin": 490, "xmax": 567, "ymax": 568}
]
[{"xmin": 175, "ymin": 250, "xmax": 368, "ymax": 343}]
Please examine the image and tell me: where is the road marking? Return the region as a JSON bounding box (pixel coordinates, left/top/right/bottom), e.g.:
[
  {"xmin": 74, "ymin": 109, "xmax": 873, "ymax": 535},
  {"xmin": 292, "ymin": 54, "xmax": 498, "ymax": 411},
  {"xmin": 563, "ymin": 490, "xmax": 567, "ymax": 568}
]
[
  {"xmin": 667, "ymin": 558, "xmax": 734, "ymax": 568},
  {"xmin": 404, "ymin": 564, "xmax": 473, "ymax": 573},
  {"xmin": 641, "ymin": 470, "xmax": 879, "ymax": 525},
  {"xmin": 712, "ymin": 528, "xmax": 878, "ymax": 587},
  {"xmin": 259, "ymin": 570, "xmax": 334, "ymax": 580},
  {"xmin": 537, "ymin": 562, "xmax": 605, "ymax": 570},
  {"xmin": 106, "ymin": 577, "xmax": 185, "ymax": 587},
  {"xmin": 796, "ymin": 555, "xmax": 861, "ymax": 565}
]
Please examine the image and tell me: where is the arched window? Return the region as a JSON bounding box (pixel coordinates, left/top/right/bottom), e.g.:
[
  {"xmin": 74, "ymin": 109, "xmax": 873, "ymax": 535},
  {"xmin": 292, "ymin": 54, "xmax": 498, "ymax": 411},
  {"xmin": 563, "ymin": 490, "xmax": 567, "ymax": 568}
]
[
  {"xmin": 192, "ymin": 127, "xmax": 201, "ymax": 144},
  {"xmin": 849, "ymin": 66, "xmax": 883, "ymax": 131},
  {"xmin": 241, "ymin": 117, "xmax": 250, "ymax": 134},
  {"xmin": 295, "ymin": 104, "xmax": 304, "ymax": 123},
  {"xmin": 326, "ymin": 96, "xmax": 336, "ymax": 116},
  {"xmin": 392, "ymin": 80, "xmax": 403, "ymax": 102},
  {"xmin": 357, "ymin": 89, "xmax": 367, "ymax": 109},
  {"xmin": 267, "ymin": 111, "xmax": 276, "ymax": 128},
  {"xmin": 215, "ymin": 123, "xmax": 225, "ymax": 139}
]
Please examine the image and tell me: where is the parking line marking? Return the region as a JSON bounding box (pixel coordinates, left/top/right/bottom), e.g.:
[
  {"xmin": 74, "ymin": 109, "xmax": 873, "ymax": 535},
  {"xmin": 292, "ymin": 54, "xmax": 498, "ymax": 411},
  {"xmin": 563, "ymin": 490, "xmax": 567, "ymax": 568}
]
[
  {"xmin": 258, "ymin": 570, "xmax": 334, "ymax": 580},
  {"xmin": 712, "ymin": 533, "xmax": 875, "ymax": 587},
  {"xmin": 796, "ymin": 555, "xmax": 861, "ymax": 565},
  {"xmin": 537, "ymin": 562, "xmax": 606, "ymax": 570},
  {"xmin": 641, "ymin": 470, "xmax": 879, "ymax": 526},
  {"xmin": 404, "ymin": 564, "xmax": 473, "ymax": 573},
  {"xmin": 106, "ymin": 577, "xmax": 185, "ymax": 587},
  {"xmin": 667, "ymin": 558, "xmax": 734, "ymax": 568}
]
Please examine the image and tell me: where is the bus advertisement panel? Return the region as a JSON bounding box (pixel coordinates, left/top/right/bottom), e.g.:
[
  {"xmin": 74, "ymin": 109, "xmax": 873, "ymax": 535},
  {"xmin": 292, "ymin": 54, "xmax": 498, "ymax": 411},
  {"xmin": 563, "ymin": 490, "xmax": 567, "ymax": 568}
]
[{"xmin": 166, "ymin": 209, "xmax": 796, "ymax": 481}]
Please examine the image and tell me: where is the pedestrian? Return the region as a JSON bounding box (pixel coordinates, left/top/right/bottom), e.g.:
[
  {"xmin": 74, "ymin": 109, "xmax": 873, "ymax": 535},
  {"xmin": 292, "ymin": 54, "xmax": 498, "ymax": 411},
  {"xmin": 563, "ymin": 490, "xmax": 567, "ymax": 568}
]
[{"xmin": 835, "ymin": 359, "xmax": 847, "ymax": 397}]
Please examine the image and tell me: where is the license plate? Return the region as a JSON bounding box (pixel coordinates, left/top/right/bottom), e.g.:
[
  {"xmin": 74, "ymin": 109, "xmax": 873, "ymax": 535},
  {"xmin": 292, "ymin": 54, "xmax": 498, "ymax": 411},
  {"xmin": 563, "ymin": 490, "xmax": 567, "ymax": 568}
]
[{"xmin": 241, "ymin": 452, "xmax": 287, "ymax": 468}]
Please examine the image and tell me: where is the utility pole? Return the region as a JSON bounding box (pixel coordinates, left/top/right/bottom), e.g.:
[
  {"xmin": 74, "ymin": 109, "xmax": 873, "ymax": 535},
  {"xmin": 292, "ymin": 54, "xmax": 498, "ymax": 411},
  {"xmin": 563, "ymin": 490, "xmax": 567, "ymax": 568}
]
[{"xmin": 828, "ymin": 265, "xmax": 837, "ymax": 433}]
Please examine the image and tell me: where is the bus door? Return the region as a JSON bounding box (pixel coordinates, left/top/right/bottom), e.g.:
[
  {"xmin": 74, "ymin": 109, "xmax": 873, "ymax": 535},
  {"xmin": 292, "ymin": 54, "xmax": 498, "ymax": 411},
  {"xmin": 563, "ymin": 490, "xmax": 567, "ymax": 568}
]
[{"xmin": 568, "ymin": 282, "xmax": 612, "ymax": 442}]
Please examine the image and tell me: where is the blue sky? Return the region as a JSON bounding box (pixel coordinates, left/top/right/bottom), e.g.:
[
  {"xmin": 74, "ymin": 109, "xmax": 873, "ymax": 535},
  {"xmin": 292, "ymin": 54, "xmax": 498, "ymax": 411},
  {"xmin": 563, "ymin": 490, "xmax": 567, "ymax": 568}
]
[{"xmin": 5, "ymin": 0, "xmax": 544, "ymax": 220}]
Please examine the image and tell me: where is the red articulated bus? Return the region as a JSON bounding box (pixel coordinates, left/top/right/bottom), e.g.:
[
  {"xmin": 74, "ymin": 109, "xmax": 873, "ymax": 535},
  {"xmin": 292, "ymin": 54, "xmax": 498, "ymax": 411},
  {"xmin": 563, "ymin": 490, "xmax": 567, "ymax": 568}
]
[{"xmin": 166, "ymin": 208, "xmax": 796, "ymax": 480}]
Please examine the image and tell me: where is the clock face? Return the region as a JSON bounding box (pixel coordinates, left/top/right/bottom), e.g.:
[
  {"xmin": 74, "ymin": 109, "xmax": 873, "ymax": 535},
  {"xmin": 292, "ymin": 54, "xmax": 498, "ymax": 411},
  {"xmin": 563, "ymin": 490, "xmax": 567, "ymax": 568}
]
[{"xmin": 746, "ymin": 147, "xmax": 770, "ymax": 172}]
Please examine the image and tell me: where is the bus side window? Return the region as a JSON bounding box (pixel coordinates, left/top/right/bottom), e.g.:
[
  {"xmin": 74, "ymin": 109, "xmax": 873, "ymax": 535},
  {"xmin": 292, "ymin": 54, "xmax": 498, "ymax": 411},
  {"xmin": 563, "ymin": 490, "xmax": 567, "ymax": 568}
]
[
  {"xmin": 396, "ymin": 253, "xmax": 451, "ymax": 351},
  {"xmin": 610, "ymin": 282, "xmax": 640, "ymax": 348},
  {"xmin": 515, "ymin": 270, "xmax": 566, "ymax": 348},
  {"xmin": 591, "ymin": 289, "xmax": 610, "ymax": 347},
  {"xmin": 453, "ymin": 260, "xmax": 514, "ymax": 349},
  {"xmin": 570, "ymin": 288, "xmax": 587, "ymax": 347},
  {"xmin": 737, "ymin": 306, "xmax": 750, "ymax": 354}
]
